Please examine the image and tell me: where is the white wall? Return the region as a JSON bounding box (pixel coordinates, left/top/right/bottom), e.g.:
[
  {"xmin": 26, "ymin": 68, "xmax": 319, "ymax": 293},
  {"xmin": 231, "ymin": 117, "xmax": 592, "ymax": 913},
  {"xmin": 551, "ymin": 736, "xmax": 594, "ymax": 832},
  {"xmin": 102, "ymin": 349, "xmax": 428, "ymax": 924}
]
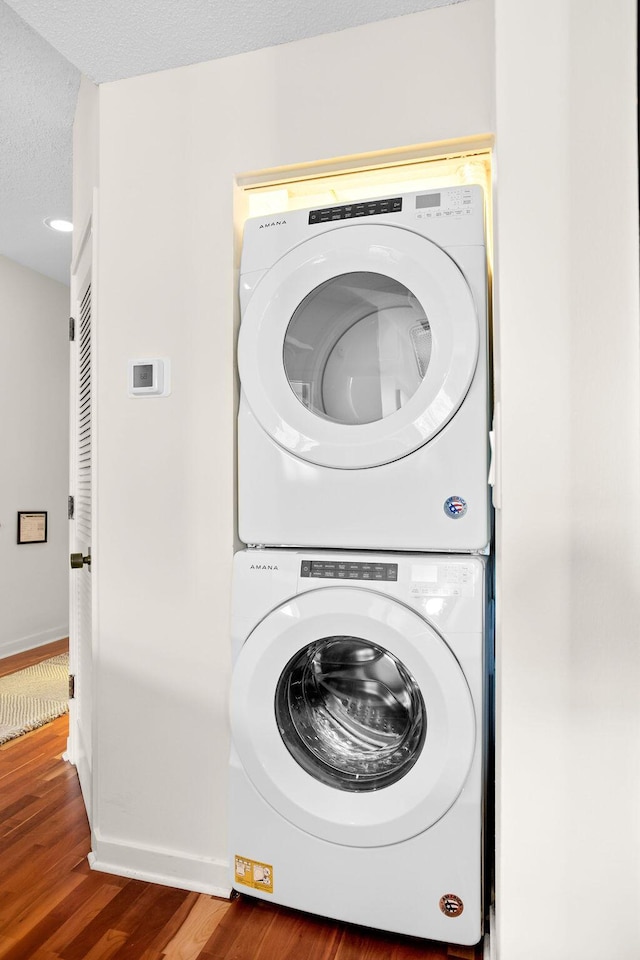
[
  {"xmin": 493, "ymin": 1, "xmax": 640, "ymax": 958},
  {"xmin": 0, "ymin": 255, "xmax": 70, "ymax": 657},
  {"xmin": 81, "ymin": 0, "xmax": 493, "ymax": 894}
]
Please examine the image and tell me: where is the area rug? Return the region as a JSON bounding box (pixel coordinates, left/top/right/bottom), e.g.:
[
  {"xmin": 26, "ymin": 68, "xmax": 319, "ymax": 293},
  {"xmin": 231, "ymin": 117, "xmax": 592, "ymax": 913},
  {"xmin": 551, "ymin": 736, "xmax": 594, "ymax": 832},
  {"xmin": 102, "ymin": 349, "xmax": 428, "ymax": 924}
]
[{"xmin": 0, "ymin": 654, "xmax": 69, "ymax": 745}]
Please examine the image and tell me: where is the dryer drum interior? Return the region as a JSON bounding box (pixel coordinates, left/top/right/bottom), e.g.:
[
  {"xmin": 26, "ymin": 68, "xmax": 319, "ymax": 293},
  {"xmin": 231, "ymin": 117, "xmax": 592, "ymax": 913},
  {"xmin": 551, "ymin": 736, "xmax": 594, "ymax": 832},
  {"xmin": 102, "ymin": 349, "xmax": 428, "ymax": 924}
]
[
  {"xmin": 283, "ymin": 271, "xmax": 432, "ymax": 426},
  {"xmin": 275, "ymin": 635, "xmax": 427, "ymax": 792}
]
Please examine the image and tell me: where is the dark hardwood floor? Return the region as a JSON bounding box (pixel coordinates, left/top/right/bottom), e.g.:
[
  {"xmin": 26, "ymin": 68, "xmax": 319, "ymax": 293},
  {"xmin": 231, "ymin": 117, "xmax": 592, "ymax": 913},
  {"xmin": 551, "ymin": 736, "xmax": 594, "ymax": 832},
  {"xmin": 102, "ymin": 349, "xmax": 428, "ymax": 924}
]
[{"xmin": 0, "ymin": 641, "xmax": 483, "ymax": 960}]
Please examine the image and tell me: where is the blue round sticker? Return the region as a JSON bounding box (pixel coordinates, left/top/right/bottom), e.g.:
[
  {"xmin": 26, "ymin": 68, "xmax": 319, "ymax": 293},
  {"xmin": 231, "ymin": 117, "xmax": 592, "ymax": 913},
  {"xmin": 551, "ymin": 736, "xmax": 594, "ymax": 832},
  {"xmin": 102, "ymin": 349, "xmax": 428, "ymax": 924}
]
[{"xmin": 444, "ymin": 496, "xmax": 467, "ymax": 519}]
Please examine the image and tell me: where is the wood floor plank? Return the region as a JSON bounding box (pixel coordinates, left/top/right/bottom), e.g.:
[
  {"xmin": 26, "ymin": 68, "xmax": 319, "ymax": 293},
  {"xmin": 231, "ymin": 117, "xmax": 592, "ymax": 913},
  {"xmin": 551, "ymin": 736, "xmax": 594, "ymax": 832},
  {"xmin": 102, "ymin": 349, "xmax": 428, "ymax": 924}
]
[
  {"xmin": 159, "ymin": 894, "xmax": 228, "ymax": 960},
  {"xmin": 0, "ymin": 798, "xmax": 88, "ymax": 898},
  {"xmin": 39, "ymin": 881, "xmax": 127, "ymax": 957},
  {"xmin": 24, "ymin": 949, "xmax": 61, "ymax": 960},
  {"xmin": 333, "ymin": 925, "xmax": 449, "ymax": 960},
  {"xmin": 0, "ymin": 844, "xmax": 43, "ymax": 906},
  {"xmin": 106, "ymin": 884, "xmax": 194, "ymax": 960},
  {"xmin": 0, "ymin": 873, "xmax": 86, "ymax": 956},
  {"xmin": 251, "ymin": 905, "xmax": 341, "ymax": 960},
  {"xmin": 61, "ymin": 881, "xmax": 150, "ymax": 960},
  {"xmin": 137, "ymin": 891, "xmax": 202, "ymax": 960},
  {"xmin": 0, "ymin": 794, "xmax": 43, "ymax": 837},
  {"xmin": 0, "ymin": 874, "xmax": 112, "ymax": 959},
  {"xmin": 0, "ymin": 768, "xmax": 67, "ymax": 816},
  {"xmin": 78, "ymin": 928, "xmax": 129, "ymax": 960},
  {"xmin": 0, "ymin": 740, "xmax": 54, "ymax": 774},
  {"xmin": 0, "ymin": 776, "xmax": 79, "ymax": 842},
  {"xmin": 0, "ymin": 792, "xmax": 40, "ymax": 818},
  {"xmin": 200, "ymin": 897, "xmax": 342, "ymax": 960},
  {"xmin": 448, "ymin": 946, "xmax": 480, "ymax": 959},
  {"xmin": 198, "ymin": 897, "xmax": 279, "ymax": 960}
]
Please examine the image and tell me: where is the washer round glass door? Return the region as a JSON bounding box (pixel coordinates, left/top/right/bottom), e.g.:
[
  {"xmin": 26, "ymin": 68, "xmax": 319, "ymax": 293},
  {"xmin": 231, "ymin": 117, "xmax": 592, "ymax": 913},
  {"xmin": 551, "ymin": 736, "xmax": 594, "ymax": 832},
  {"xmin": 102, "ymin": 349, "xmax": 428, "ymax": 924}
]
[
  {"xmin": 275, "ymin": 635, "xmax": 426, "ymax": 792},
  {"xmin": 238, "ymin": 223, "xmax": 480, "ymax": 469},
  {"xmin": 230, "ymin": 587, "xmax": 476, "ymax": 847}
]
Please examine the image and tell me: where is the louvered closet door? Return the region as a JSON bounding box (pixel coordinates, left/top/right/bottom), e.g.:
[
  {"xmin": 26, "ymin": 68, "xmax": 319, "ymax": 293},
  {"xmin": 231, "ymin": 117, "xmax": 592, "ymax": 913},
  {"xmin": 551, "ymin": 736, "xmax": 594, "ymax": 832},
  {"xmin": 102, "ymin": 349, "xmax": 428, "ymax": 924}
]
[{"xmin": 69, "ymin": 224, "xmax": 94, "ymax": 824}]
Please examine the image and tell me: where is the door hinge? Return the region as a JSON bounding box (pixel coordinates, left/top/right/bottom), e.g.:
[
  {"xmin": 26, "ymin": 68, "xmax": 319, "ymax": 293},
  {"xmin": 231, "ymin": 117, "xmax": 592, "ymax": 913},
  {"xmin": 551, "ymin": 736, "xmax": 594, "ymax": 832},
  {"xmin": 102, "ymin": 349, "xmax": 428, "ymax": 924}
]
[
  {"xmin": 68, "ymin": 495, "xmax": 75, "ymax": 520},
  {"xmin": 68, "ymin": 675, "xmax": 75, "ymax": 699},
  {"xmin": 69, "ymin": 317, "xmax": 75, "ymax": 341}
]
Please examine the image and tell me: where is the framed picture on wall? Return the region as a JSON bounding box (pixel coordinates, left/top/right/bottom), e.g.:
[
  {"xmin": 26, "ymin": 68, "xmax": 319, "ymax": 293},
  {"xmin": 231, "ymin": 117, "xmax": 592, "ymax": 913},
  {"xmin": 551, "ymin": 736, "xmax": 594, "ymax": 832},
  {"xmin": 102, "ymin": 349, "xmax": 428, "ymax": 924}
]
[{"xmin": 17, "ymin": 511, "xmax": 48, "ymax": 544}]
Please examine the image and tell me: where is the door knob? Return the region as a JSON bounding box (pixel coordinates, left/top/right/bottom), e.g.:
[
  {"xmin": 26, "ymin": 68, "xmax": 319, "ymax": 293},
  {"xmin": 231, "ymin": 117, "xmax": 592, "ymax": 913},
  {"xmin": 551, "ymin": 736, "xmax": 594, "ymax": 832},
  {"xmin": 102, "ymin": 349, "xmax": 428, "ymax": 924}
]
[{"xmin": 70, "ymin": 552, "xmax": 91, "ymax": 569}]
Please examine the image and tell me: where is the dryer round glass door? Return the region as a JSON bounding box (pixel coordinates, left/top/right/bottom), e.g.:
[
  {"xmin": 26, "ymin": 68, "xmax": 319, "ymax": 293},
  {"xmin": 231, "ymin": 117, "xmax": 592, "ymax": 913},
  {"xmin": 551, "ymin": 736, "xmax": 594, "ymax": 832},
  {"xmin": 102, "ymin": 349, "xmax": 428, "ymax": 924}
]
[
  {"xmin": 283, "ymin": 273, "xmax": 432, "ymax": 426},
  {"xmin": 230, "ymin": 586, "xmax": 477, "ymax": 847},
  {"xmin": 238, "ymin": 224, "xmax": 481, "ymax": 469}
]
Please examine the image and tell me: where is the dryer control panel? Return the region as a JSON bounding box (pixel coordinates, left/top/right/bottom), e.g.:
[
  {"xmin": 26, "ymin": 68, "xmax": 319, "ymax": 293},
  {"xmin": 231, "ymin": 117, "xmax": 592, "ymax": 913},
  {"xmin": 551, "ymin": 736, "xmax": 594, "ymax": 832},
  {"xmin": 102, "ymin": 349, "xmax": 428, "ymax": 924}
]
[
  {"xmin": 309, "ymin": 197, "xmax": 402, "ymax": 224},
  {"xmin": 416, "ymin": 187, "xmax": 477, "ymax": 219}
]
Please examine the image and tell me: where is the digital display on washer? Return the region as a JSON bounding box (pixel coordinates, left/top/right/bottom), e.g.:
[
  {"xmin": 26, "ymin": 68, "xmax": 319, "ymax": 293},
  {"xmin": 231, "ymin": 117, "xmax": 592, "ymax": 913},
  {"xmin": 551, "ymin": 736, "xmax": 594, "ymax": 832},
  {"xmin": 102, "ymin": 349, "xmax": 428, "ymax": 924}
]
[
  {"xmin": 308, "ymin": 197, "xmax": 402, "ymax": 225},
  {"xmin": 416, "ymin": 193, "xmax": 441, "ymax": 208},
  {"xmin": 300, "ymin": 560, "xmax": 398, "ymax": 581}
]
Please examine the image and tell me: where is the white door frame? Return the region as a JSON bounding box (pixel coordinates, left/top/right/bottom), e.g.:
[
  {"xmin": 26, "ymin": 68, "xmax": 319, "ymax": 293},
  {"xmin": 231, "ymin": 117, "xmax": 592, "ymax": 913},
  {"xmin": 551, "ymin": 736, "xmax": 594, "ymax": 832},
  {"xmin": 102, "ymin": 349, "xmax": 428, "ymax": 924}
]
[{"xmin": 67, "ymin": 192, "xmax": 99, "ymax": 832}]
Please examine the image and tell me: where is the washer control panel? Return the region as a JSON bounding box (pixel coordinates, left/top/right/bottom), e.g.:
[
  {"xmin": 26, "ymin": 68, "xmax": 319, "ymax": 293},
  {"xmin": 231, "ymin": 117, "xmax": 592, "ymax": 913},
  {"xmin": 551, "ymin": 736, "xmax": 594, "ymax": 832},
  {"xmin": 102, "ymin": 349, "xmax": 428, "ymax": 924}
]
[
  {"xmin": 410, "ymin": 560, "xmax": 476, "ymax": 597},
  {"xmin": 301, "ymin": 560, "xmax": 398, "ymax": 581}
]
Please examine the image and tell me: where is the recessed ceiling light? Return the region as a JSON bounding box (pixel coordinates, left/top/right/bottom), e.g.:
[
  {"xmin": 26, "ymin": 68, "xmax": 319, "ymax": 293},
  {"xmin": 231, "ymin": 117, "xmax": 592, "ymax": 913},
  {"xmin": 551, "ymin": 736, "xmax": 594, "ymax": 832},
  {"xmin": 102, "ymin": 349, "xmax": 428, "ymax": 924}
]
[{"xmin": 44, "ymin": 217, "xmax": 73, "ymax": 233}]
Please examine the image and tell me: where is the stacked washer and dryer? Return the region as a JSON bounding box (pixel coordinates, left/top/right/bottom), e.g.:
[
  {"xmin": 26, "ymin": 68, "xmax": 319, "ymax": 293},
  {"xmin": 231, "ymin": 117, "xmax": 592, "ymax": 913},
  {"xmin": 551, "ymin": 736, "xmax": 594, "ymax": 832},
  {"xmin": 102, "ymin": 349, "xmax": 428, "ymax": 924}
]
[{"xmin": 230, "ymin": 186, "xmax": 491, "ymax": 946}]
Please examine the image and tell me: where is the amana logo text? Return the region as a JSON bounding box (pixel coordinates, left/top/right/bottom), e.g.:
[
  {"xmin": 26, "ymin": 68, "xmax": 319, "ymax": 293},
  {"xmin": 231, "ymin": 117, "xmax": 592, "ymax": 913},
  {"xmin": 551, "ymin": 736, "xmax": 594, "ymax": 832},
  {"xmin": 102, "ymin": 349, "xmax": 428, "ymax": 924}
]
[
  {"xmin": 258, "ymin": 220, "xmax": 287, "ymax": 229},
  {"xmin": 249, "ymin": 564, "xmax": 279, "ymax": 571}
]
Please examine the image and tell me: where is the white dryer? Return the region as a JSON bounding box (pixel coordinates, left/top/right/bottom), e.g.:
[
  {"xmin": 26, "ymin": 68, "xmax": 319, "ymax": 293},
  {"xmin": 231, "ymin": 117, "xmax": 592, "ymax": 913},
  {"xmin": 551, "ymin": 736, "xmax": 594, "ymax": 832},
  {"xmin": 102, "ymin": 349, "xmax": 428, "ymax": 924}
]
[
  {"xmin": 229, "ymin": 549, "xmax": 488, "ymax": 945},
  {"xmin": 238, "ymin": 186, "xmax": 490, "ymax": 553}
]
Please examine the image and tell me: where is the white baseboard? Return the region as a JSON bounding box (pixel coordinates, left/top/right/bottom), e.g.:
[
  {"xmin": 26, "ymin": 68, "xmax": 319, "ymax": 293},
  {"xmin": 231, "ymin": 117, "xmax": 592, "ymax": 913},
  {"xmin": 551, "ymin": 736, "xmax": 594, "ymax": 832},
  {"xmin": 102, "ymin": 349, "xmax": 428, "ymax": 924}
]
[
  {"xmin": 89, "ymin": 833, "xmax": 232, "ymax": 898},
  {"xmin": 0, "ymin": 627, "xmax": 69, "ymax": 661}
]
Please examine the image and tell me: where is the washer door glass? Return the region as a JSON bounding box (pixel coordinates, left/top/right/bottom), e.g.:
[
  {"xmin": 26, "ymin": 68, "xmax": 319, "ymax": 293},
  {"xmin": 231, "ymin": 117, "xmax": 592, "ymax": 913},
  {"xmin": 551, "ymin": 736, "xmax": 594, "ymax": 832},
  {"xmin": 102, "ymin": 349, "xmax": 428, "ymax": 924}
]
[
  {"xmin": 283, "ymin": 273, "xmax": 431, "ymax": 425},
  {"xmin": 275, "ymin": 636, "xmax": 426, "ymax": 791}
]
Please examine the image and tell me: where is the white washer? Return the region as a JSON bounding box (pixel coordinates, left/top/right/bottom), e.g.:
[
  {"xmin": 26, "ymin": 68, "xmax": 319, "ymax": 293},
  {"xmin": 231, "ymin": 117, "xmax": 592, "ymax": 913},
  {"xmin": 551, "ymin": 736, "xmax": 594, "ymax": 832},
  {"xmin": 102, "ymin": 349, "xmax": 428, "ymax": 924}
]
[
  {"xmin": 238, "ymin": 186, "xmax": 490, "ymax": 553},
  {"xmin": 229, "ymin": 549, "xmax": 488, "ymax": 945}
]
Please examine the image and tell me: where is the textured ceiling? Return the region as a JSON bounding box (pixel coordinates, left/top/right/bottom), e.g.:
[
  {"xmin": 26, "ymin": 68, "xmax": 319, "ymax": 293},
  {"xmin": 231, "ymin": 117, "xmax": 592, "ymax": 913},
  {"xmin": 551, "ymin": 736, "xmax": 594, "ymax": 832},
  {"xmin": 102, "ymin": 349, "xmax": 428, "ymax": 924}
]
[
  {"xmin": 0, "ymin": 0, "xmax": 466, "ymax": 285},
  {"xmin": 0, "ymin": 2, "xmax": 79, "ymax": 285}
]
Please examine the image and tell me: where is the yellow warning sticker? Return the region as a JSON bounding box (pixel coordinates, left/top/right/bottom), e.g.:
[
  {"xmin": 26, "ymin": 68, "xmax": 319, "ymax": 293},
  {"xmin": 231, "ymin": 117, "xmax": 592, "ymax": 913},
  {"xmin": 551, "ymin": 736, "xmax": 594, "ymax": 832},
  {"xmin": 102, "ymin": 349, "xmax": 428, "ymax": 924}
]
[{"xmin": 234, "ymin": 855, "xmax": 274, "ymax": 894}]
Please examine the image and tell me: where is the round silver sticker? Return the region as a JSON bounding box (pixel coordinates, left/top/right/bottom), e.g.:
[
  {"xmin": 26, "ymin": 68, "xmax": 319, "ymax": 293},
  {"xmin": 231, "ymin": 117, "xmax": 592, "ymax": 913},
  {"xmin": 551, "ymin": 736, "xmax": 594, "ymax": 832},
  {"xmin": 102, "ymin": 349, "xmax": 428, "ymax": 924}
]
[{"xmin": 444, "ymin": 496, "xmax": 467, "ymax": 519}]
